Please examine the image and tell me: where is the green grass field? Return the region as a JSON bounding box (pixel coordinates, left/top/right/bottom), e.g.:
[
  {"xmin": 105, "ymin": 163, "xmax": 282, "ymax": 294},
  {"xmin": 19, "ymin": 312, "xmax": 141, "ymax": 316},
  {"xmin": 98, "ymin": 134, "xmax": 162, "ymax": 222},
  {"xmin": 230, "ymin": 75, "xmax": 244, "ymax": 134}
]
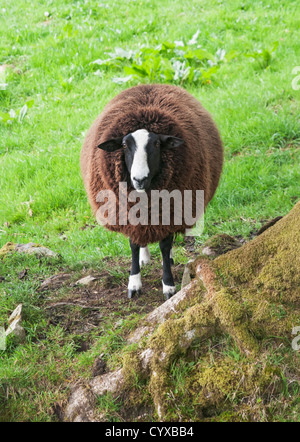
[{"xmin": 0, "ymin": 0, "xmax": 299, "ymax": 421}]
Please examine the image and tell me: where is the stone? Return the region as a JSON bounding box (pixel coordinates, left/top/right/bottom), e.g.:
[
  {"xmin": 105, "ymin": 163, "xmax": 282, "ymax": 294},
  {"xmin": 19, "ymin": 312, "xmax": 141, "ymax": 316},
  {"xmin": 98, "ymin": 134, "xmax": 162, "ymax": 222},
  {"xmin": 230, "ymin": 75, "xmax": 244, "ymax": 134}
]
[
  {"xmin": 89, "ymin": 369, "xmax": 124, "ymax": 396},
  {"xmin": 74, "ymin": 275, "xmax": 97, "ymax": 286},
  {"xmin": 0, "ymin": 242, "xmax": 59, "ymax": 258},
  {"xmin": 5, "ymin": 321, "xmax": 26, "ymax": 342},
  {"xmin": 8, "ymin": 304, "xmax": 22, "ymax": 324},
  {"xmin": 181, "ymin": 259, "xmax": 196, "ymax": 288},
  {"xmin": 64, "ymin": 386, "xmax": 96, "ymax": 422},
  {"xmin": 15, "ymin": 243, "xmax": 58, "ymax": 258},
  {"xmin": 5, "ymin": 304, "xmax": 25, "ymax": 342}
]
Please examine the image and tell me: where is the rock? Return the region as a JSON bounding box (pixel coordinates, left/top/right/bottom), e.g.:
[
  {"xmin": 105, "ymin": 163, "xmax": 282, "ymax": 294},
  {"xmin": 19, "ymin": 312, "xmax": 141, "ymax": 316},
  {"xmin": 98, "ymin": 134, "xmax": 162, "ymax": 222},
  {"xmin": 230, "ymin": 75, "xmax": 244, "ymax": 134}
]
[
  {"xmin": 201, "ymin": 234, "xmax": 242, "ymax": 258},
  {"xmin": 0, "ymin": 242, "xmax": 59, "ymax": 258},
  {"xmin": 64, "ymin": 385, "xmax": 96, "ymax": 422},
  {"xmin": 181, "ymin": 265, "xmax": 191, "ymax": 288},
  {"xmin": 8, "ymin": 304, "xmax": 22, "ymax": 324},
  {"xmin": 89, "ymin": 369, "xmax": 124, "ymax": 396},
  {"xmin": 15, "ymin": 243, "xmax": 58, "ymax": 258},
  {"xmin": 74, "ymin": 275, "xmax": 97, "ymax": 286},
  {"xmin": 127, "ymin": 280, "xmax": 197, "ymax": 344},
  {"xmin": 5, "ymin": 304, "xmax": 25, "ymax": 342},
  {"xmin": 0, "ymin": 327, "xmax": 6, "ymax": 350},
  {"xmin": 181, "ymin": 259, "xmax": 196, "ymax": 288},
  {"xmin": 0, "ymin": 242, "xmax": 16, "ymax": 256},
  {"xmin": 5, "ymin": 322, "xmax": 26, "ymax": 342}
]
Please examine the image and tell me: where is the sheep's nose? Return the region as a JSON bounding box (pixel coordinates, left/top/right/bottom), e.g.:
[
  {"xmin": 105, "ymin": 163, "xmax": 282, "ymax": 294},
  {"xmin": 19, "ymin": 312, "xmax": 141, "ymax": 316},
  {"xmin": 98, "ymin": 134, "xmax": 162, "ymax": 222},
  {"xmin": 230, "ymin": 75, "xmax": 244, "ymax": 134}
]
[{"xmin": 133, "ymin": 177, "xmax": 147, "ymax": 188}]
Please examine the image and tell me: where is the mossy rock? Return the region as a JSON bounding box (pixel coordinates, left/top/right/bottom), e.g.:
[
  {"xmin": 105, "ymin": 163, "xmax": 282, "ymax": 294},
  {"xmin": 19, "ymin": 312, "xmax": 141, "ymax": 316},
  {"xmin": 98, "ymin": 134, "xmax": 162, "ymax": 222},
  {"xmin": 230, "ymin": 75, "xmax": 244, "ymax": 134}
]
[
  {"xmin": 0, "ymin": 242, "xmax": 59, "ymax": 259},
  {"xmin": 212, "ymin": 201, "xmax": 300, "ymax": 338},
  {"xmin": 0, "ymin": 242, "xmax": 16, "ymax": 256}
]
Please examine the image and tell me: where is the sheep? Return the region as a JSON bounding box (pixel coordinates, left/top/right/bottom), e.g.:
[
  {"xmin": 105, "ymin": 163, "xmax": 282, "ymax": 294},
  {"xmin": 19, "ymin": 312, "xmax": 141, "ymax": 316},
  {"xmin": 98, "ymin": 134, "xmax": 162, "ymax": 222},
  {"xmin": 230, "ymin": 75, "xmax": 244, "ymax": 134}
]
[{"xmin": 81, "ymin": 84, "xmax": 223, "ymax": 299}]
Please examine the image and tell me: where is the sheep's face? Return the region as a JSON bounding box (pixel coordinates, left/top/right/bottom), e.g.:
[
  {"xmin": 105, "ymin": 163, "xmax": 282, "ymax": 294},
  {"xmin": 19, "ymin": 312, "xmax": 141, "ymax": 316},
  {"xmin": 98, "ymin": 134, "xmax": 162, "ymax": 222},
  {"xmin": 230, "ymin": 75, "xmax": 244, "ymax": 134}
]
[{"xmin": 98, "ymin": 129, "xmax": 184, "ymax": 192}]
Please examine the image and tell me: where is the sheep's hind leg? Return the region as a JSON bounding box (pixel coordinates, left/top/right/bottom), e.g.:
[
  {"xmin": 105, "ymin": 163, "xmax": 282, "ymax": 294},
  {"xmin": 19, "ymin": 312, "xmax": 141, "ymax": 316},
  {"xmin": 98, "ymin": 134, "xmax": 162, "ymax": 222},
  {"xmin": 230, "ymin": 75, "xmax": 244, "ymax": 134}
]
[
  {"xmin": 159, "ymin": 234, "xmax": 176, "ymax": 300},
  {"xmin": 128, "ymin": 239, "xmax": 142, "ymax": 299},
  {"xmin": 139, "ymin": 246, "xmax": 151, "ymax": 267}
]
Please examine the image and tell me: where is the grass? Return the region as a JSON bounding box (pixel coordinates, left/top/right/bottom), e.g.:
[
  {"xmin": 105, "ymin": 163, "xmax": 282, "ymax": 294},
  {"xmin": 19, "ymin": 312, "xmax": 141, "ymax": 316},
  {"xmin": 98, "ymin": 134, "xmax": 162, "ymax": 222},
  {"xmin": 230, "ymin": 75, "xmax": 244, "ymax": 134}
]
[{"xmin": 0, "ymin": 0, "xmax": 299, "ymax": 422}]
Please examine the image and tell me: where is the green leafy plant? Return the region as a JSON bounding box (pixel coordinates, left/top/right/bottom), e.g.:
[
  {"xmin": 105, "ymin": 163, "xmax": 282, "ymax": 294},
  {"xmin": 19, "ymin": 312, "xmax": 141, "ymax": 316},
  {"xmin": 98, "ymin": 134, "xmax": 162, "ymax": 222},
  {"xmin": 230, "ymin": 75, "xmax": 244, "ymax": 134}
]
[
  {"xmin": 91, "ymin": 31, "xmax": 233, "ymax": 86},
  {"xmin": 0, "ymin": 99, "xmax": 34, "ymax": 124},
  {"xmin": 245, "ymin": 41, "xmax": 279, "ymax": 69}
]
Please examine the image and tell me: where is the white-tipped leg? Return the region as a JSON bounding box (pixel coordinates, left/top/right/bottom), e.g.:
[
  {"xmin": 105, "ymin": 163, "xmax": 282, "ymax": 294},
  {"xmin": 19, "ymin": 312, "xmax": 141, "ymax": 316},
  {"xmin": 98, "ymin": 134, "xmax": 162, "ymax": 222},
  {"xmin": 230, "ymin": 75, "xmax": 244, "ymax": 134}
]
[
  {"xmin": 139, "ymin": 246, "xmax": 151, "ymax": 267},
  {"xmin": 128, "ymin": 273, "xmax": 142, "ymax": 298},
  {"xmin": 162, "ymin": 281, "xmax": 176, "ymax": 299}
]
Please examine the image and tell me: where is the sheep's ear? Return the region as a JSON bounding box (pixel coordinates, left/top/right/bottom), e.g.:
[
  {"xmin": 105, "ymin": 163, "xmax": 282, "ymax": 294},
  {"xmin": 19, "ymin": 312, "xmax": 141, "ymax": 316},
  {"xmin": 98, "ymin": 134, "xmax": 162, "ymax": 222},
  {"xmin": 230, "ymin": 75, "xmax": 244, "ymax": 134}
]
[
  {"xmin": 97, "ymin": 137, "xmax": 123, "ymax": 152},
  {"xmin": 159, "ymin": 134, "xmax": 184, "ymax": 149}
]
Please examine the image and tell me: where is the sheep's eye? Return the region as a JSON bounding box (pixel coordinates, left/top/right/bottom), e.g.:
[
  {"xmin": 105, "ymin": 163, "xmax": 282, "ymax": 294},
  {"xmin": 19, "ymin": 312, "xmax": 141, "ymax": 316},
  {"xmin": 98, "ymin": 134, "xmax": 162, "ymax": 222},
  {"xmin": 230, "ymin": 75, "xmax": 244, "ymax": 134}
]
[
  {"xmin": 122, "ymin": 142, "xmax": 127, "ymax": 148},
  {"xmin": 155, "ymin": 140, "xmax": 160, "ymax": 148}
]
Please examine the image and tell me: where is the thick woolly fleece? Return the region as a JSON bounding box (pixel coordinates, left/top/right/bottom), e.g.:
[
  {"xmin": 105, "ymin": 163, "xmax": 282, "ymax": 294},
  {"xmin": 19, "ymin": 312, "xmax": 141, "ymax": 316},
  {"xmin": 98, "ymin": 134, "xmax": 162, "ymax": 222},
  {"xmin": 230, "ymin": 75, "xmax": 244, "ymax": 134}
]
[{"xmin": 80, "ymin": 84, "xmax": 223, "ymax": 246}]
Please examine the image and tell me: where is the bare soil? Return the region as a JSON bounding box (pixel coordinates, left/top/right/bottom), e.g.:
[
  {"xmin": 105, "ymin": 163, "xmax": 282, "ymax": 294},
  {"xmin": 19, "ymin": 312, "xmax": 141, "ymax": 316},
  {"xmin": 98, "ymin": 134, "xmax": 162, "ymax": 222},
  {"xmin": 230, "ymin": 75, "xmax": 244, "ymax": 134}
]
[{"xmin": 41, "ymin": 258, "xmax": 185, "ymax": 338}]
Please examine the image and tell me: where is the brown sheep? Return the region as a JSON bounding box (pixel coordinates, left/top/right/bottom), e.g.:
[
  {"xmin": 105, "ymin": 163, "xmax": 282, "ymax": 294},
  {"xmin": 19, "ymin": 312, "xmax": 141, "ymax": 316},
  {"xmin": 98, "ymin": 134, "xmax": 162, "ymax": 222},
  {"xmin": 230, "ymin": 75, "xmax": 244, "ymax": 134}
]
[{"xmin": 81, "ymin": 84, "xmax": 223, "ymax": 299}]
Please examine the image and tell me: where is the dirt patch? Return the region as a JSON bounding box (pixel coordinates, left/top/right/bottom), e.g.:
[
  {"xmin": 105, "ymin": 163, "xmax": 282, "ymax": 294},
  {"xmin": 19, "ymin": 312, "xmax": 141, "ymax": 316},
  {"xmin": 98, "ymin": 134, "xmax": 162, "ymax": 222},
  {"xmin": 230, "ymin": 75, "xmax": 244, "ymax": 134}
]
[{"xmin": 42, "ymin": 258, "xmax": 184, "ymax": 336}]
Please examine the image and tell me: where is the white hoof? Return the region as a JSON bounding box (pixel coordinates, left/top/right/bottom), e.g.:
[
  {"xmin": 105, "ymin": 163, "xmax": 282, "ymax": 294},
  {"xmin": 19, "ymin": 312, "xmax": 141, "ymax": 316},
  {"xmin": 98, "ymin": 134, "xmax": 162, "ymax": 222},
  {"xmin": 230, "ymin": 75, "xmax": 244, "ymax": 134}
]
[
  {"xmin": 139, "ymin": 246, "xmax": 151, "ymax": 267},
  {"xmin": 128, "ymin": 273, "xmax": 142, "ymax": 291},
  {"xmin": 128, "ymin": 273, "xmax": 142, "ymax": 299},
  {"xmin": 162, "ymin": 281, "xmax": 176, "ymax": 299}
]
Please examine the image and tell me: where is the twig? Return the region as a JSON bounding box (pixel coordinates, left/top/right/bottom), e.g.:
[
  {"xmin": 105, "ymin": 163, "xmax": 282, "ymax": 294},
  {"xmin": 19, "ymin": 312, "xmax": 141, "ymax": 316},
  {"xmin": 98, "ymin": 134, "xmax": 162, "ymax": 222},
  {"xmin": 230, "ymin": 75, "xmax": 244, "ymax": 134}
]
[{"xmin": 45, "ymin": 302, "xmax": 101, "ymax": 310}]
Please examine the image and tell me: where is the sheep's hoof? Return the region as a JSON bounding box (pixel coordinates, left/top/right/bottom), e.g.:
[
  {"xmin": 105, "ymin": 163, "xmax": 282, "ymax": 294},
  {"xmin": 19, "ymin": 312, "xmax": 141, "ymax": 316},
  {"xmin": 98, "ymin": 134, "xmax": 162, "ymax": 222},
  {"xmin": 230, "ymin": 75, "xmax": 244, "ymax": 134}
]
[
  {"xmin": 164, "ymin": 291, "xmax": 175, "ymax": 301},
  {"xmin": 170, "ymin": 258, "xmax": 174, "ymax": 266},
  {"xmin": 128, "ymin": 289, "xmax": 142, "ymax": 299},
  {"xmin": 162, "ymin": 283, "xmax": 176, "ymax": 300}
]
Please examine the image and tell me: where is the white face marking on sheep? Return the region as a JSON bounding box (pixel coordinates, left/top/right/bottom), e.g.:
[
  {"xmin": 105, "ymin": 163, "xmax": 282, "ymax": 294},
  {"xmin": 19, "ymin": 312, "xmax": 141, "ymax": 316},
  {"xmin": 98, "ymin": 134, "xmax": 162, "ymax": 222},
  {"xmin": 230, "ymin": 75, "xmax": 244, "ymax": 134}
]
[{"xmin": 131, "ymin": 129, "xmax": 150, "ymax": 192}]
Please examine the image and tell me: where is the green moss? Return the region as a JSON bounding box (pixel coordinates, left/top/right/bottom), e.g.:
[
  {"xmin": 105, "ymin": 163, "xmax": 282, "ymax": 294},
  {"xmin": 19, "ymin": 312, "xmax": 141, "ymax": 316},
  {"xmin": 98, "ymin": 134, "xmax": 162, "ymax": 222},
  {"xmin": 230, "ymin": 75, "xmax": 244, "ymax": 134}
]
[
  {"xmin": 211, "ymin": 288, "xmax": 259, "ymax": 354},
  {"xmin": 120, "ymin": 350, "xmax": 153, "ymax": 415},
  {"xmin": 121, "ymin": 351, "xmax": 145, "ymax": 388},
  {"xmin": 210, "ymin": 410, "xmax": 246, "ymax": 422},
  {"xmin": 145, "ymin": 291, "xmax": 217, "ymax": 419},
  {"xmin": 0, "ymin": 242, "xmax": 16, "ymax": 256},
  {"xmin": 191, "ymin": 357, "xmax": 282, "ymax": 409},
  {"xmin": 213, "ymin": 201, "xmax": 300, "ymax": 338}
]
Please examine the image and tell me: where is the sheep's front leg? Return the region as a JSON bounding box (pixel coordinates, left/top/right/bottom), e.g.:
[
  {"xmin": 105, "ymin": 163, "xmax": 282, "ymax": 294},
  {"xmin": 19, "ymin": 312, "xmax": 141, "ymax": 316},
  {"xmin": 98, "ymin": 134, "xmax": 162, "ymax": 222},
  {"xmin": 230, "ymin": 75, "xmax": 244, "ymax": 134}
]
[
  {"xmin": 159, "ymin": 234, "xmax": 176, "ymax": 300},
  {"xmin": 128, "ymin": 239, "xmax": 142, "ymax": 299}
]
